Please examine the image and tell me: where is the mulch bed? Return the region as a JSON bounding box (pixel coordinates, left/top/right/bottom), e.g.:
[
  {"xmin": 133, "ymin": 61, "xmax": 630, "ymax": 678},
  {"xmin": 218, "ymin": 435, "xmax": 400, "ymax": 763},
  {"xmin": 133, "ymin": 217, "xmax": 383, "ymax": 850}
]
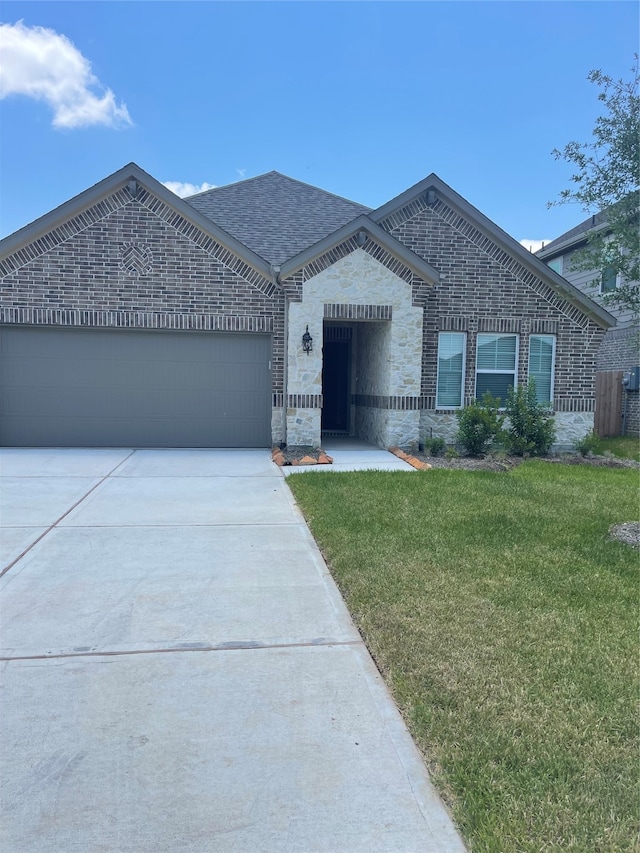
[
  {"xmin": 271, "ymin": 445, "xmax": 333, "ymax": 467},
  {"xmin": 273, "ymin": 444, "xmax": 639, "ymax": 471}
]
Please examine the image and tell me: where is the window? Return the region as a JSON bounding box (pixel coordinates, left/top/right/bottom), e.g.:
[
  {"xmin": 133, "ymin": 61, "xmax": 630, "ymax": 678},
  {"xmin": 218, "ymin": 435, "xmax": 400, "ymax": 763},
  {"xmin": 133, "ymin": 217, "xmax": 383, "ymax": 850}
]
[
  {"xmin": 475, "ymin": 334, "xmax": 518, "ymax": 402},
  {"xmin": 547, "ymin": 257, "xmax": 563, "ymax": 275},
  {"xmin": 600, "ymin": 265, "xmax": 619, "ymax": 294},
  {"xmin": 436, "ymin": 332, "xmax": 466, "ymax": 408},
  {"xmin": 528, "ymin": 335, "xmax": 555, "ymax": 404}
]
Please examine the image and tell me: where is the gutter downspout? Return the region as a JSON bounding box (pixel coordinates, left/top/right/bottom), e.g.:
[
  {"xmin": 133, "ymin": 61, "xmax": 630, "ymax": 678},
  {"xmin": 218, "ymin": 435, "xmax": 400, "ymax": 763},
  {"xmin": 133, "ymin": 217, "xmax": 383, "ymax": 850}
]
[{"xmin": 270, "ymin": 265, "xmax": 286, "ymax": 446}]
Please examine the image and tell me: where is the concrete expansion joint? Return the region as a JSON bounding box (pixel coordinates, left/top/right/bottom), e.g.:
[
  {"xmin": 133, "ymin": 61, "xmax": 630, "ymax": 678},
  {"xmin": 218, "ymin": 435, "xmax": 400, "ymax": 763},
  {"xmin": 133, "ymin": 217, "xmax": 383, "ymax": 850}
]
[
  {"xmin": 0, "ymin": 449, "xmax": 137, "ymax": 579},
  {"xmin": 1, "ymin": 638, "xmax": 365, "ymax": 662}
]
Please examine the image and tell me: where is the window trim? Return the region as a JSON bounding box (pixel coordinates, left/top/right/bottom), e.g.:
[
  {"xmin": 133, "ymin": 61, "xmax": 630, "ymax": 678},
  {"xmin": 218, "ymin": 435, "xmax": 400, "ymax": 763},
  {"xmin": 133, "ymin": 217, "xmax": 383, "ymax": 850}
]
[
  {"xmin": 436, "ymin": 331, "xmax": 466, "ymax": 409},
  {"xmin": 528, "ymin": 334, "xmax": 556, "ymax": 405},
  {"xmin": 475, "ymin": 333, "xmax": 519, "ymax": 403}
]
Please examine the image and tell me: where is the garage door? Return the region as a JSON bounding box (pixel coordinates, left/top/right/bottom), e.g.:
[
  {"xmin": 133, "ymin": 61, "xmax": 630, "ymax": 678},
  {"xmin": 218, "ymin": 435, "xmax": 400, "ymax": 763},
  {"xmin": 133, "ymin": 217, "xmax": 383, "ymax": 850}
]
[{"xmin": 0, "ymin": 326, "xmax": 272, "ymax": 447}]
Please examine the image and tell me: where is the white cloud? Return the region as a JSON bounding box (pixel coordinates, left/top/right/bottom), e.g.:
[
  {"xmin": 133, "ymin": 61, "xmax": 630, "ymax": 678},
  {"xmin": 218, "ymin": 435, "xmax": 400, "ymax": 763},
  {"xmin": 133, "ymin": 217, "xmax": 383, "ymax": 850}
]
[
  {"xmin": 236, "ymin": 168, "xmax": 246, "ymax": 179},
  {"xmin": 519, "ymin": 239, "xmax": 551, "ymax": 254},
  {"xmin": 162, "ymin": 181, "xmax": 216, "ymax": 198},
  {"xmin": 0, "ymin": 20, "xmax": 132, "ymax": 129}
]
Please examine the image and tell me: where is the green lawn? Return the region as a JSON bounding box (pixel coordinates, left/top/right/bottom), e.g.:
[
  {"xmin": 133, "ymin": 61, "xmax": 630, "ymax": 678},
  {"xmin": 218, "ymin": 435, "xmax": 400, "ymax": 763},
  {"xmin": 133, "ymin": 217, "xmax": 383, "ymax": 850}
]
[
  {"xmin": 594, "ymin": 435, "xmax": 640, "ymax": 462},
  {"xmin": 288, "ymin": 461, "xmax": 639, "ymax": 853}
]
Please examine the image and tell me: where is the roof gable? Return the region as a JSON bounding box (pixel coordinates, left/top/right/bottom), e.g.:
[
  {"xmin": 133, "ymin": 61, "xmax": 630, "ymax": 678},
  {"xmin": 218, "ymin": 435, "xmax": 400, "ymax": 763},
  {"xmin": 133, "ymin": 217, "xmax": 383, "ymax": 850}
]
[
  {"xmin": 278, "ymin": 214, "xmax": 440, "ymax": 288},
  {"xmin": 186, "ymin": 171, "xmax": 370, "ymax": 266},
  {"xmin": 370, "ymin": 173, "xmax": 615, "ymax": 329},
  {"xmin": 0, "ymin": 163, "xmax": 274, "ymax": 288}
]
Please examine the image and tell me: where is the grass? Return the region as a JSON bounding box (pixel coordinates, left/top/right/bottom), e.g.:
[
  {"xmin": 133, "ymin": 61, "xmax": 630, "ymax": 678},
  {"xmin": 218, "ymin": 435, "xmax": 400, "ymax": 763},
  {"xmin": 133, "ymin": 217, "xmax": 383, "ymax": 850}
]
[
  {"xmin": 287, "ymin": 461, "xmax": 639, "ymax": 852},
  {"xmin": 593, "ymin": 435, "xmax": 640, "ymax": 462}
]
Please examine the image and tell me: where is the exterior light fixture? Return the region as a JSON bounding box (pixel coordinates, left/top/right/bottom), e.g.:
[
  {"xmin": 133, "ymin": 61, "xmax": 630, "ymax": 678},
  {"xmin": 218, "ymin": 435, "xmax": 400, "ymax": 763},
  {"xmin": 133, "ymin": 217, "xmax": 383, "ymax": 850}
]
[{"xmin": 302, "ymin": 326, "xmax": 313, "ymax": 354}]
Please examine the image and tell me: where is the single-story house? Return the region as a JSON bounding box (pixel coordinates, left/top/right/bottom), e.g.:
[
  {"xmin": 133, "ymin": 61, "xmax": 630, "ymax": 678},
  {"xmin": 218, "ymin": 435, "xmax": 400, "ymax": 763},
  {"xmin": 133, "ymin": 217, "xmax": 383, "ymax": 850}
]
[{"xmin": 0, "ymin": 163, "xmax": 615, "ymax": 449}]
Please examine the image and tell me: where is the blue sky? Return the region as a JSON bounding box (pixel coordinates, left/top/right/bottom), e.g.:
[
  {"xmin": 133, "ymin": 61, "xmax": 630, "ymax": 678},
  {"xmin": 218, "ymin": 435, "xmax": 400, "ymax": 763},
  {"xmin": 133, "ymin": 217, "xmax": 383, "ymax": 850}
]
[{"xmin": 1, "ymin": 1, "xmax": 637, "ymax": 248}]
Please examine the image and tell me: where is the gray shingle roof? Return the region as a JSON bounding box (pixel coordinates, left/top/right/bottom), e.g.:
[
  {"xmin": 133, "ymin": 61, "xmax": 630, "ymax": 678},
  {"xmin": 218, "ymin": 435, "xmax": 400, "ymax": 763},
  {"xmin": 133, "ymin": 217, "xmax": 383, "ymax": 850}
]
[
  {"xmin": 536, "ymin": 211, "xmax": 606, "ymax": 257},
  {"xmin": 185, "ymin": 171, "xmax": 371, "ymax": 266}
]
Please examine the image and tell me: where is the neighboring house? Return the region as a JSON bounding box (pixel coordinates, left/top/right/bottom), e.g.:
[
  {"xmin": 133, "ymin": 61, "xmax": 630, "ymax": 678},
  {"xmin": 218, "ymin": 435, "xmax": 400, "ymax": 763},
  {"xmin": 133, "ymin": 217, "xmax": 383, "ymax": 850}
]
[
  {"xmin": 0, "ymin": 163, "xmax": 615, "ymax": 450},
  {"xmin": 536, "ymin": 213, "xmax": 639, "ymax": 436}
]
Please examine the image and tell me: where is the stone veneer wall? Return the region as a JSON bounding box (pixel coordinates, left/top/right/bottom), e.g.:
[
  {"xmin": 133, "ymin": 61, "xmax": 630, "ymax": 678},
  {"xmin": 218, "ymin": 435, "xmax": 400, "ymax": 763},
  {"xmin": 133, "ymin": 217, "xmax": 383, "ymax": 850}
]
[
  {"xmin": 354, "ymin": 322, "xmax": 390, "ymax": 446},
  {"xmin": 284, "ymin": 248, "xmax": 423, "ymax": 447},
  {"xmin": 421, "ymin": 411, "xmax": 594, "ymax": 452},
  {"xmin": 0, "ymin": 190, "xmax": 285, "ymax": 431}
]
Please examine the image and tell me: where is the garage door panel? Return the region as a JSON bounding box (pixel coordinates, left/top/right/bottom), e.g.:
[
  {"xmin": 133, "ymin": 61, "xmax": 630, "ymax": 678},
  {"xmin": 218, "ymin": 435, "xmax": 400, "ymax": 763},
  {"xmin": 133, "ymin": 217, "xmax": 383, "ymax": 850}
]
[{"xmin": 0, "ymin": 327, "xmax": 272, "ymax": 447}]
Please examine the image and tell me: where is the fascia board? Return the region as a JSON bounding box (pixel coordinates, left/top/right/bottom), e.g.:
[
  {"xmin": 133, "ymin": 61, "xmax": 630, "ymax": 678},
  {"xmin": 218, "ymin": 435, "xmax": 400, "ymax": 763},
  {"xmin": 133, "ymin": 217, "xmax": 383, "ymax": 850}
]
[
  {"xmin": 536, "ymin": 221, "xmax": 610, "ymax": 260},
  {"xmin": 374, "ymin": 173, "xmax": 614, "ymax": 329},
  {"xmin": 279, "ymin": 214, "xmax": 440, "ymax": 284},
  {"xmin": 437, "ymin": 180, "xmax": 615, "ymax": 329},
  {"xmin": 369, "ymin": 174, "xmax": 440, "ymax": 223},
  {"xmin": 0, "ymin": 162, "xmax": 273, "ymax": 280}
]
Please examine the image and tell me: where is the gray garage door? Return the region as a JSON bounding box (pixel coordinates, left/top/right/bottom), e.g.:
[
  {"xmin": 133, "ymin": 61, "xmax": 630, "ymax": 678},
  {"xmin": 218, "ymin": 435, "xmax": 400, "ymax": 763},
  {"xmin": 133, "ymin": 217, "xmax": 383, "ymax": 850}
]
[{"xmin": 0, "ymin": 326, "xmax": 272, "ymax": 447}]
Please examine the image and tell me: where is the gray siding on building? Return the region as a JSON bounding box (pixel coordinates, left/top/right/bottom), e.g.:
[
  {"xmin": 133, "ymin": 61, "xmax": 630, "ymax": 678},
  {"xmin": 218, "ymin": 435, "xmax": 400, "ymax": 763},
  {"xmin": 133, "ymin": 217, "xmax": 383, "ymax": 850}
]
[{"xmin": 554, "ymin": 249, "xmax": 635, "ymax": 327}]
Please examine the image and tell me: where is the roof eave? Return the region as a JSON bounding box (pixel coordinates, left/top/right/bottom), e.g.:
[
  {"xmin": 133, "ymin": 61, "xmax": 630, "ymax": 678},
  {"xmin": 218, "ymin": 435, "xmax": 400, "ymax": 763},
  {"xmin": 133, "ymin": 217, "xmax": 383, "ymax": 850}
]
[
  {"xmin": 0, "ymin": 162, "xmax": 273, "ymax": 280},
  {"xmin": 372, "ymin": 174, "xmax": 615, "ymax": 329},
  {"xmin": 279, "ymin": 214, "xmax": 440, "ymax": 284},
  {"xmin": 536, "ymin": 220, "xmax": 610, "ymax": 260}
]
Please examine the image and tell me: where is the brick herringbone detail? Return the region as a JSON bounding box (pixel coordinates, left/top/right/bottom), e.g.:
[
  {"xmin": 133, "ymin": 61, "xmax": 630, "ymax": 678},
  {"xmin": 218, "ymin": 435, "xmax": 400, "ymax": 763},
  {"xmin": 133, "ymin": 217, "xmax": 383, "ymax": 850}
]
[{"xmin": 119, "ymin": 243, "xmax": 153, "ymax": 277}]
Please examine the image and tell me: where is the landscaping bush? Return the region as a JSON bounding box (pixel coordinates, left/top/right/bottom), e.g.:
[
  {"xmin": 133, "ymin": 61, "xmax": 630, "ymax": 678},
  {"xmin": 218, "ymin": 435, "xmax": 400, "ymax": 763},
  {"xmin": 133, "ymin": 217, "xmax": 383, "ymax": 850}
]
[
  {"xmin": 423, "ymin": 436, "xmax": 446, "ymax": 456},
  {"xmin": 575, "ymin": 429, "xmax": 601, "ymax": 457},
  {"xmin": 504, "ymin": 380, "xmax": 556, "ymax": 456},
  {"xmin": 455, "ymin": 392, "xmax": 504, "ymax": 456}
]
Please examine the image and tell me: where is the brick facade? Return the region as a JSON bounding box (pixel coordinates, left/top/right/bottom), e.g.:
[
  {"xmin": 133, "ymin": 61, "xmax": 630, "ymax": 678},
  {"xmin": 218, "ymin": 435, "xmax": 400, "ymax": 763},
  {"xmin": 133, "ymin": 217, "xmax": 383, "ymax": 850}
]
[
  {"xmin": 385, "ymin": 201, "xmax": 605, "ymax": 415},
  {"xmin": 0, "ymin": 168, "xmax": 613, "ymax": 449}
]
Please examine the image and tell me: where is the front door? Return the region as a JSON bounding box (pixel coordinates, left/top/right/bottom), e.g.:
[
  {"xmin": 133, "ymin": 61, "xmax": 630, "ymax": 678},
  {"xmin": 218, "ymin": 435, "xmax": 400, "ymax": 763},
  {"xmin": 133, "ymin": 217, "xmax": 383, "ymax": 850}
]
[{"xmin": 322, "ymin": 335, "xmax": 350, "ymax": 432}]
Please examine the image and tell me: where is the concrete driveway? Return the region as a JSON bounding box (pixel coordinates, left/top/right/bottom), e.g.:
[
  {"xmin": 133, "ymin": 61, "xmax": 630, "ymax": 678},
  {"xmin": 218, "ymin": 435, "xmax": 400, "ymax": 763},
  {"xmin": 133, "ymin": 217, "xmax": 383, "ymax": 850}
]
[{"xmin": 0, "ymin": 448, "xmax": 465, "ymax": 853}]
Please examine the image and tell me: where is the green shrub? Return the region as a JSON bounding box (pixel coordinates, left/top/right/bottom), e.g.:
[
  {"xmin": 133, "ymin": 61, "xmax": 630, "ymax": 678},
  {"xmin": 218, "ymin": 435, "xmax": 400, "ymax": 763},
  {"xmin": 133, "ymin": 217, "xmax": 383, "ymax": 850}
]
[
  {"xmin": 504, "ymin": 380, "xmax": 556, "ymax": 456},
  {"xmin": 455, "ymin": 392, "xmax": 504, "ymax": 456},
  {"xmin": 575, "ymin": 429, "xmax": 600, "ymax": 457},
  {"xmin": 445, "ymin": 446, "xmax": 460, "ymax": 460},
  {"xmin": 423, "ymin": 436, "xmax": 446, "ymax": 456}
]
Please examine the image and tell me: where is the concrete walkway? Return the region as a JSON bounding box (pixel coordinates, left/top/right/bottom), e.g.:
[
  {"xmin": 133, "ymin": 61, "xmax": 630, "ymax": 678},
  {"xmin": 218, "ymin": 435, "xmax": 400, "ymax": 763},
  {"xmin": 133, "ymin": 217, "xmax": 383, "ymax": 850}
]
[
  {"xmin": 282, "ymin": 438, "xmax": 416, "ymax": 475},
  {"xmin": 0, "ymin": 448, "xmax": 465, "ymax": 852}
]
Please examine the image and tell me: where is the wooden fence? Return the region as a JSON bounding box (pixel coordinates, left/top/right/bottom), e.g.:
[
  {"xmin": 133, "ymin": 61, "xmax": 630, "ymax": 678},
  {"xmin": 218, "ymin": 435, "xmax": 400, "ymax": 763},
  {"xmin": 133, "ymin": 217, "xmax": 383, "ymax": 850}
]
[{"xmin": 594, "ymin": 370, "xmax": 623, "ymax": 437}]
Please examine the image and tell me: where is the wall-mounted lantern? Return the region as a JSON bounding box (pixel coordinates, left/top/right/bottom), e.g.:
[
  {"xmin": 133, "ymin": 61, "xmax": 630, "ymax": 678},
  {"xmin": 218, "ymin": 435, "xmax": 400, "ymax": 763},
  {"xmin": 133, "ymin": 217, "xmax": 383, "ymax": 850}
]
[{"xmin": 302, "ymin": 325, "xmax": 313, "ymax": 355}]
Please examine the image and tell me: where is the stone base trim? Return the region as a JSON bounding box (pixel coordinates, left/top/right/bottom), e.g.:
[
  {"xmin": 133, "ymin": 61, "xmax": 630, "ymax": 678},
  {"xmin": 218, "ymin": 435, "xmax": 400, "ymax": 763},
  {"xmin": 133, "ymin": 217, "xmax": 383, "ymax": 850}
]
[
  {"xmin": 0, "ymin": 307, "xmax": 274, "ymax": 333},
  {"xmin": 324, "ymin": 303, "xmax": 392, "ymax": 321}
]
